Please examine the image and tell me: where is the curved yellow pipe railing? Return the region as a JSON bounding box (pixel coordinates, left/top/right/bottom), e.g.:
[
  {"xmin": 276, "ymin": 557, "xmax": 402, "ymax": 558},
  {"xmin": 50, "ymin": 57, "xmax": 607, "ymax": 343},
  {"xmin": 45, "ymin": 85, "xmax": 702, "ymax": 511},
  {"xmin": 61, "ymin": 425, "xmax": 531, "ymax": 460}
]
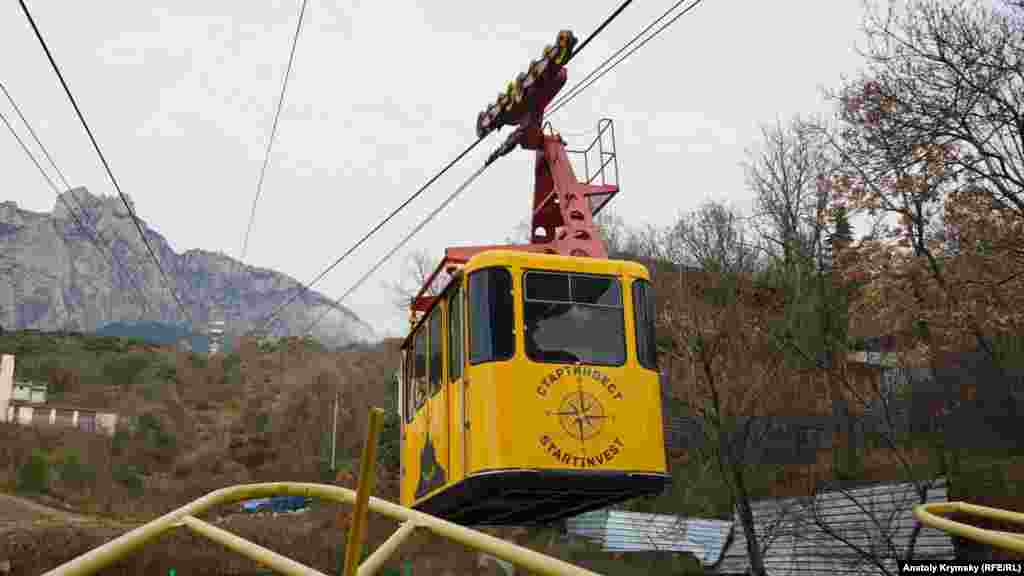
[
  {"xmin": 914, "ymin": 502, "xmax": 1024, "ymax": 554},
  {"xmin": 42, "ymin": 481, "xmax": 602, "ymax": 576},
  {"xmin": 44, "ymin": 406, "xmax": 601, "ymax": 576}
]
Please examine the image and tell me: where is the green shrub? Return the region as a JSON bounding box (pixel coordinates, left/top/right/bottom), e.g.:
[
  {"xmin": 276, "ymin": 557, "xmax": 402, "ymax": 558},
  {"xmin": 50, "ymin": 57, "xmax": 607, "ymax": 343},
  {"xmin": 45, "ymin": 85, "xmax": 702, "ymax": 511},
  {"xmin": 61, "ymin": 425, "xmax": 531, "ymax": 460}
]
[
  {"xmin": 112, "ymin": 462, "xmax": 144, "ymax": 495},
  {"xmin": 83, "ymin": 335, "xmax": 128, "ymax": 353},
  {"xmin": 155, "ymin": 363, "xmax": 177, "ymax": 382},
  {"xmin": 137, "ymin": 413, "xmax": 176, "ymax": 450},
  {"xmin": 58, "ymin": 450, "xmax": 96, "ymax": 485},
  {"xmin": 103, "ymin": 354, "xmax": 152, "ymax": 387},
  {"xmin": 188, "ymin": 353, "xmax": 207, "ymax": 369},
  {"xmin": 17, "ymin": 449, "xmax": 50, "ymax": 493},
  {"xmin": 111, "ymin": 428, "xmax": 131, "ymax": 456},
  {"xmin": 254, "ymin": 412, "xmax": 271, "ymax": 434}
]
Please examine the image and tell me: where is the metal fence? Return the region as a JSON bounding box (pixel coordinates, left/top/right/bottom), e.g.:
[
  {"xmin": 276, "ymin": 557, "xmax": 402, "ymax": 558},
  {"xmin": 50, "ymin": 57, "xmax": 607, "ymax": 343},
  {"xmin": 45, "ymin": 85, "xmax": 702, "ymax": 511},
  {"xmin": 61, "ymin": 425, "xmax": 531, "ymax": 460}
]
[{"xmin": 712, "ymin": 478, "xmax": 953, "ymax": 575}]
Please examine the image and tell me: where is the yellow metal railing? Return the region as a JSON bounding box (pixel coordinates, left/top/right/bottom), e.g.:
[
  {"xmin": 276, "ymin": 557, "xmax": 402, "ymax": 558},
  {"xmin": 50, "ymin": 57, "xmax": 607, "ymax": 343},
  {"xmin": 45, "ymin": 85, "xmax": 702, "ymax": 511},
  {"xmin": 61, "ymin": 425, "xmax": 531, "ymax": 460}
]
[
  {"xmin": 43, "ymin": 406, "xmax": 602, "ymax": 576},
  {"xmin": 914, "ymin": 502, "xmax": 1024, "ymax": 554}
]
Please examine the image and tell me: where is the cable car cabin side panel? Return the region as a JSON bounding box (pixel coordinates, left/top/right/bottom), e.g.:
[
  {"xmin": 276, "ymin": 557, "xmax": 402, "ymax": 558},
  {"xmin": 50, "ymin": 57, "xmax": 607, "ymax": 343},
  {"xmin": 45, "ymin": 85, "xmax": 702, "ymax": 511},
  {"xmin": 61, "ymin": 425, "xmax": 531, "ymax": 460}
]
[{"xmin": 400, "ymin": 305, "xmax": 451, "ymax": 505}]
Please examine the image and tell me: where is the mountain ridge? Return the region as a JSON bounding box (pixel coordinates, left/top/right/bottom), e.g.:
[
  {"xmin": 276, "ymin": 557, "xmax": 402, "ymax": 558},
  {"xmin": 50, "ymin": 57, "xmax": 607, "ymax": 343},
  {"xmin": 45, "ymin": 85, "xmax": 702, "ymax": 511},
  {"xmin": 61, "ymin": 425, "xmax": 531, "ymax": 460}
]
[{"xmin": 0, "ymin": 186, "xmax": 374, "ymax": 346}]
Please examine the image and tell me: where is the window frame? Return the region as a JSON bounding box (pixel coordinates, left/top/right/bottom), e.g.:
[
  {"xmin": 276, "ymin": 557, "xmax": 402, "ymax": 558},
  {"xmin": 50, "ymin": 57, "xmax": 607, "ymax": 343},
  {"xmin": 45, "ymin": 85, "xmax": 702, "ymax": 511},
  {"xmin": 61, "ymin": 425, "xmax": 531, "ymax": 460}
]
[
  {"xmin": 632, "ymin": 278, "xmax": 659, "ymax": 371},
  {"xmin": 428, "ymin": 305, "xmax": 443, "ymax": 397},
  {"xmin": 402, "ymin": 350, "xmax": 413, "ymax": 423},
  {"xmin": 521, "ymin": 269, "xmax": 627, "ymax": 367},
  {"xmin": 468, "ymin": 266, "xmax": 516, "ymax": 366},
  {"xmin": 448, "ymin": 282, "xmax": 464, "ymax": 381},
  {"xmin": 413, "ymin": 325, "xmax": 427, "ymax": 413}
]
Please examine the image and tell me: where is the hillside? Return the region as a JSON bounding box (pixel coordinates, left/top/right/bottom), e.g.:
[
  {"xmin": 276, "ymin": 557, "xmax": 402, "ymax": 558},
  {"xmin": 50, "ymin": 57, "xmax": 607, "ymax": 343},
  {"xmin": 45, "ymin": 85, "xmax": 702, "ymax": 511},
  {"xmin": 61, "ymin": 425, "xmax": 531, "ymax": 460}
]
[
  {"xmin": 0, "ymin": 188, "xmax": 375, "ymax": 347},
  {"xmin": 95, "ymin": 320, "xmax": 211, "ymax": 352},
  {"xmin": 0, "ymin": 330, "xmax": 706, "ymax": 575}
]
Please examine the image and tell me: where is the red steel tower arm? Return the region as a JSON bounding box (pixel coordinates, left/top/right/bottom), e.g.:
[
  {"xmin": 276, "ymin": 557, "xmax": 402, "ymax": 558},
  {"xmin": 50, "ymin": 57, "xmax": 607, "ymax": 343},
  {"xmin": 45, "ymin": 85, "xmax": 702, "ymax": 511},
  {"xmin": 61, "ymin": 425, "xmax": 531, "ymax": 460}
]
[{"xmin": 410, "ymin": 30, "xmax": 619, "ymax": 319}]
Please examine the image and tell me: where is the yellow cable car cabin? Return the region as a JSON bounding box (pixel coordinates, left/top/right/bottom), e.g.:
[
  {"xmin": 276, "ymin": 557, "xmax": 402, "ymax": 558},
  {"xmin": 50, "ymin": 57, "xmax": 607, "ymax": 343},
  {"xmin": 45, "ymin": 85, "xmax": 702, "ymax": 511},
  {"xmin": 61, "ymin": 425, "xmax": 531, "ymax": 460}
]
[{"xmin": 397, "ymin": 249, "xmax": 670, "ymax": 526}]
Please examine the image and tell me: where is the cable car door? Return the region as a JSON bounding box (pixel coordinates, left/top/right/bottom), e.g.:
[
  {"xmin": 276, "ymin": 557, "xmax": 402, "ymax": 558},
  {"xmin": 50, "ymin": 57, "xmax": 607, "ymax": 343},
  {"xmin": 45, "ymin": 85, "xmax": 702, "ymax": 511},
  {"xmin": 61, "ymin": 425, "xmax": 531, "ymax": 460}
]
[{"xmin": 417, "ymin": 306, "xmax": 448, "ymax": 501}]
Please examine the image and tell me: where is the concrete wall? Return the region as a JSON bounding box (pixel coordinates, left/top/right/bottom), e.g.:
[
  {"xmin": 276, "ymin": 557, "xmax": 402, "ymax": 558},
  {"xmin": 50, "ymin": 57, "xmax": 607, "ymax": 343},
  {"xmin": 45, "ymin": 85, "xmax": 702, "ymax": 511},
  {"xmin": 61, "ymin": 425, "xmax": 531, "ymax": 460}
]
[{"xmin": 3, "ymin": 404, "xmax": 118, "ymax": 436}]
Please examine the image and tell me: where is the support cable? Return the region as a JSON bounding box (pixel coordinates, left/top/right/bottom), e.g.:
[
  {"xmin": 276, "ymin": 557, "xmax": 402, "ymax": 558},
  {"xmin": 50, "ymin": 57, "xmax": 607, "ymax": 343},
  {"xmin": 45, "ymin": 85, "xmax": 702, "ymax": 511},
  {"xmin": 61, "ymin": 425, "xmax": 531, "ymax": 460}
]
[
  {"xmin": 18, "ymin": 0, "xmax": 193, "ymax": 325},
  {"xmin": 0, "ymin": 80, "xmax": 152, "ymax": 318},
  {"xmin": 546, "ymin": 0, "xmax": 707, "ymax": 119},
  {"xmin": 301, "ymin": 0, "xmax": 710, "ymax": 337},
  {"xmin": 257, "ymin": 0, "xmax": 636, "ymax": 335},
  {"xmin": 240, "ymin": 0, "xmax": 310, "ymax": 262}
]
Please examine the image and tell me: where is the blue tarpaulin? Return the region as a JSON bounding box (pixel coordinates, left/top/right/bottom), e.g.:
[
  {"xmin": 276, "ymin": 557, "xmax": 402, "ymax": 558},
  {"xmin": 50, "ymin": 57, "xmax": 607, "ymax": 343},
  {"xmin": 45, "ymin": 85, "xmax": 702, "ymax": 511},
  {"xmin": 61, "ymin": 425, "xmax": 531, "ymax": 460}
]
[{"xmin": 239, "ymin": 496, "xmax": 310, "ymax": 513}]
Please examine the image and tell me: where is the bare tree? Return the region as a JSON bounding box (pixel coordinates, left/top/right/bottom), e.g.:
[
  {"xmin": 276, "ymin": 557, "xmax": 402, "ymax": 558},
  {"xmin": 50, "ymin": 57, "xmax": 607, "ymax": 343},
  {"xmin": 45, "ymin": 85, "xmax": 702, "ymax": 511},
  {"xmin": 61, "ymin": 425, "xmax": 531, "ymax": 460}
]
[
  {"xmin": 667, "ymin": 201, "xmax": 760, "ymax": 275},
  {"xmin": 658, "ymin": 203, "xmax": 799, "ymax": 576},
  {"xmin": 745, "ymin": 116, "xmax": 837, "ymax": 276},
  {"xmin": 386, "ymin": 249, "xmax": 446, "ymax": 313}
]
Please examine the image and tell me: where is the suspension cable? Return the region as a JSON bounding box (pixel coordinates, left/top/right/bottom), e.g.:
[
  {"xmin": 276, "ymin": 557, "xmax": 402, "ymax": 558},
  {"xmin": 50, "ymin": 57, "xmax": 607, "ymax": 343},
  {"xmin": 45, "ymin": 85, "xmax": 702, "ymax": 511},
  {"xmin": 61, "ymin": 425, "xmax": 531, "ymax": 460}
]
[
  {"xmin": 19, "ymin": 0, "xmax": 193, "ymax": 326},
  {"xmin": 1, "ymin": 111, "xmax": 152, "ymax": 321},
  {"xmin": 300, "ymin": 0, "xmax": 711, "ymax": 339},
  {"xmin": 0, "ymin": 80, "xmax": 153, "ymax": 318},
  {"xmin": 241, "ymin": 0, "xmax": 310, "ymax": 262},
  {"xmin": 546, "ymin": 0, "xmax": 707, "ymax": 119},
  {"xmin": 302, "ymin": 164, "xmax": 489, "ymax": 336},
  {"xmin": 256, "ymin": 0, "xmax": 636, "ymax": 336}
]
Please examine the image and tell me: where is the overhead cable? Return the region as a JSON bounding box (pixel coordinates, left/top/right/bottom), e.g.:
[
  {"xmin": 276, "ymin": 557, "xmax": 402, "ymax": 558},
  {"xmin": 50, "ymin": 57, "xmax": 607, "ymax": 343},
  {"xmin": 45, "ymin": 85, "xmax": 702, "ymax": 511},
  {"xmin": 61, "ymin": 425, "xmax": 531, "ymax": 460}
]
[
  {"xmin": 0, "ymin": 80, "xmax": 152, "ymax": 318},
  {"xmin": 18, "ymin": 0, "xmax": 194, "ymax": 325},
  {"xmin": 240, "ymin": 0, "xmax": 310, "ymax": 262},
  {"xmin": 257, "ymin": 0, "xmax": 636, "ymax": 335},
  {"xmin": 546, "ymin": 0, "xmax": 707, "ymax": 119}
]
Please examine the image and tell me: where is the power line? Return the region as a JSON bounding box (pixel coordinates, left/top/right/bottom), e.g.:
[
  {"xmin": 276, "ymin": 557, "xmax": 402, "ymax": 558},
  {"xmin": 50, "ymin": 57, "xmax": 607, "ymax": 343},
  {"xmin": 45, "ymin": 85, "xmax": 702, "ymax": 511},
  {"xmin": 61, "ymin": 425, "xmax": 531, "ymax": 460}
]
[
  {"xmin": 546, "ymin": 0, "xmax": 696, "ymax": 115},
  {"xmin": 0, "ymin": 110, "xmax": 143, "ymax": 327},
  {"xmin": 546, "ymin": 0, "xmax": 707, "ymax": 119},
  {"xmin": 0, "ymin": 80, "xmax": 152, "ymax": 319},
  {"xmin": 303, "ymin": 0, "xmax": 709, "ymax": 337},
  {"xmin": 256, "ymin": 1, "xmax": 636, "ymax": 335},
  {"xmin": 570, "ymin": 0, "xmax": 634, "ymax": 64},
  {"xmin": 241, "ymin": 0, "xmax": 309, "ymax": 262},
  {"xmin": 303, "ymin": 164, "xmax": 490, "ymax": 336},
  {"xmin": 19, "ymin": 0, "xmax": 193, "ymax": 326},
  {"xmin": 256, "ymin": 136, "xmax": 487, "ymax": 334}
]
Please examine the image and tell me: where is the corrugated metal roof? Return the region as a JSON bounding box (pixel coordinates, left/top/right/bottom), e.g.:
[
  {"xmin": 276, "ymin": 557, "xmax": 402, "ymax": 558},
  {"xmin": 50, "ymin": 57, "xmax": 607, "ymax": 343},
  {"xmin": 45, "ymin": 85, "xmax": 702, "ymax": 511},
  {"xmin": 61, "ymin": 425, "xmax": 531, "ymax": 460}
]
[
  {"xmin": 712, "ymin": 478, "xmax": 953, "ymax": 575},
  {"xmin": 566, "ymin": 509, "xmax": 732, "ymax": 566}
]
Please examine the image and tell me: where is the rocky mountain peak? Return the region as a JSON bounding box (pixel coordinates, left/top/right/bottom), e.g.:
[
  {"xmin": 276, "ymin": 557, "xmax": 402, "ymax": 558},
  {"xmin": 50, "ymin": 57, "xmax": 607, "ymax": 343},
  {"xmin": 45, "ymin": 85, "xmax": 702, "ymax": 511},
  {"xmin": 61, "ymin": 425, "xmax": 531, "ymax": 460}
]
[{"xmin": 0, "ymin": 186, "xmax": 374, "ymax": 346}]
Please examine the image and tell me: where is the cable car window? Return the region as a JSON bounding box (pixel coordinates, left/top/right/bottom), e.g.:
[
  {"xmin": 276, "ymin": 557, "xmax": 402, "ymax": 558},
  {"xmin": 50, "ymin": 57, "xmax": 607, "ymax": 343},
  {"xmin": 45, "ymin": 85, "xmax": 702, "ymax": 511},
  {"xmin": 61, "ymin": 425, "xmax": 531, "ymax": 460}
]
[
  {"xmin": 633, "ymin": 279, "xmax": 658, "ymax": 370},
  {"xmin": 429, "ymin": 306, "xmax": 443, "ymax": 395},
  {"xmin": 525, "ymin": 273, "xmax": 570, "ymax": 302},
  {"xmin": 524, "ymin": 272, "xmax": 625, "ymax": 366},
  {"xmin": 468, "ymin": 267, "xmax": 515, "ymax": 364},
  {"xmin": 573, "ymin": 275, "xmax": 622, "ymax": 306},
  {"xmin": 413, "ymin": 326, "xmax": 427, "ymax": 411},
  {"xmin": 448, "ymin": 285, "xmax": 463, "ymax": 380}
]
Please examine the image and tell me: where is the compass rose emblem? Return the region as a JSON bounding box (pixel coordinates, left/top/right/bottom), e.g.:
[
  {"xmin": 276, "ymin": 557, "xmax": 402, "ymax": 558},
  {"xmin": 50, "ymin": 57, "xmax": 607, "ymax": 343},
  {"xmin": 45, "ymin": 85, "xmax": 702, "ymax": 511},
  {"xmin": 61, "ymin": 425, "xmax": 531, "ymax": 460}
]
[{"xmin": 548, "ymin": 389, "xmax": 610, "ymax": 441}]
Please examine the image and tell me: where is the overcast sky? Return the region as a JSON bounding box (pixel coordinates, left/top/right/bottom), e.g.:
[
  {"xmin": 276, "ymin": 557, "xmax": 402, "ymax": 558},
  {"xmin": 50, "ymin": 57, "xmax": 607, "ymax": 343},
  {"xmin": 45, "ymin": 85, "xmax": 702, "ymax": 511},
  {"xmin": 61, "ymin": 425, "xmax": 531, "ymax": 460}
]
[{"xmin": 2, "ymin": 0, "xmax": 878, "ymax": 338}]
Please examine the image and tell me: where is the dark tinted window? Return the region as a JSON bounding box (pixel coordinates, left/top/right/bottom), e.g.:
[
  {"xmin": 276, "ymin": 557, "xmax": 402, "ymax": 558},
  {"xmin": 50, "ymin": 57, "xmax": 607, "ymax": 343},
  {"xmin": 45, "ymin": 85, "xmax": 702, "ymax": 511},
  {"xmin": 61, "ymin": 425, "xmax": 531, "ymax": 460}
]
[
  {"xmin": 525, "ymin": 273, "xmax": 570, "ymax": 302},
  {"xmin": 573, "ymin": 275, "xmax": 621, "ymax": 306},
  {"xmin": 524, "ymin": 272, "xmax": 625, "ymax": 366},
  {"xmin": 448, "ymin": 285, "xmax": 463, "ymax": 380},
  {"xmin": 413, "ymin": 327, "xmax": 427, "ymax": 411},
  {"xmin": 429, "ymin": 307, "xmax": 443, "ymax": 394},
  {"xmin": 633, "ymin": 279, "xmax": 658, "ymax": 370},
  {"xmin": 469, "ymin": 268, "xmax": 515, "ymax": 364}
]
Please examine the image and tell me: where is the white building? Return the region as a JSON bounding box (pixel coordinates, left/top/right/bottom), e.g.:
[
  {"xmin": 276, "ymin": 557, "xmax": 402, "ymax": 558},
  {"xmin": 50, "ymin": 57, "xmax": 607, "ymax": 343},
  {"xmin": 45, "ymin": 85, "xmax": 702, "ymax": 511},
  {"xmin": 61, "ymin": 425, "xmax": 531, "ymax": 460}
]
[
  {"xmin": 0, "ymin": 354, "xmax": 119, "ymax": 436},
  {"xmin": 208, "ymin": 317, "xmax": 226, "ymax": 355}
]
